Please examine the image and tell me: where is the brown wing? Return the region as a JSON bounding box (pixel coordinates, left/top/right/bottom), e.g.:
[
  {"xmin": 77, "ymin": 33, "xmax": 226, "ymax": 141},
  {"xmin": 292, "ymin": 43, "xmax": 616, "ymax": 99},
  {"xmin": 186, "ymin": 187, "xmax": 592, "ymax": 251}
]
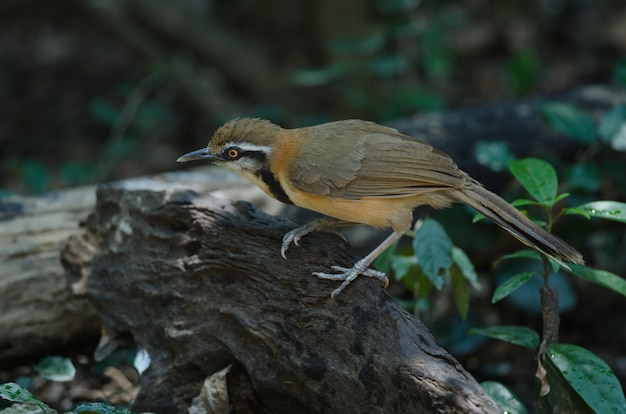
[{"xmin": 289, "ymin": 120, "xmax": 469, "ymax": 199}]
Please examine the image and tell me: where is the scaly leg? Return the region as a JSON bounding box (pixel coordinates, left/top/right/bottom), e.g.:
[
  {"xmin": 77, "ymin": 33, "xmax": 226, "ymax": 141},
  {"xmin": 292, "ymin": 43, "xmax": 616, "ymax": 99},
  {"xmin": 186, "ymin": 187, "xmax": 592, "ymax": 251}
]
[
  {"xmin": 314, "ymin": 228, "xmax": 408, "ymax": 298},
  {"xmin": 281, "ymin": 218, "xmax": 353, "ymax": 259}
]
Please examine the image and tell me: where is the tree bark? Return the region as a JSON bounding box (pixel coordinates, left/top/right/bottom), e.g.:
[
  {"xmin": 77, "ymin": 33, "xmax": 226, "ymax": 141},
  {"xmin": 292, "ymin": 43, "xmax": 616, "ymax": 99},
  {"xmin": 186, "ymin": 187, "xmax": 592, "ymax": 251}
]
[
  {"xmin": 0, "ymin": 186, "xmax": 100, "ymax": 365},
  {"xmin": 61, "ymin": 182, "xmax": 499, "ymax": 414},
  {"xmin": 0, "ymin": 169, "xmax": 281, "ymax": 366}
]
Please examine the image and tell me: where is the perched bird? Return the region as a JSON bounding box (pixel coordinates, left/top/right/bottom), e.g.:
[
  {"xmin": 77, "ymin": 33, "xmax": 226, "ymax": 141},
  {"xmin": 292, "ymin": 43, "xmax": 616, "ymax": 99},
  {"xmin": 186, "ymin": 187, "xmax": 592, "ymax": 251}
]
[{"xmin": 177, "ymin": 118, "xmax": 583, "ymax": 297}]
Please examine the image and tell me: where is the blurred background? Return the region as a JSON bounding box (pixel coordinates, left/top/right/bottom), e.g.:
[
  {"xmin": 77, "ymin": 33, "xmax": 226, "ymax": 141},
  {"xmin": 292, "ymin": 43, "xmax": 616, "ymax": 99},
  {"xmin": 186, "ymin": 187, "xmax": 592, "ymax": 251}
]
[
  {"xmin": 1, "ymin": 0, "xmax": 625, "ymax": 194},
  {"xmin": 1, "ymin": 0, "xmax": 625, "ymax": 411}
]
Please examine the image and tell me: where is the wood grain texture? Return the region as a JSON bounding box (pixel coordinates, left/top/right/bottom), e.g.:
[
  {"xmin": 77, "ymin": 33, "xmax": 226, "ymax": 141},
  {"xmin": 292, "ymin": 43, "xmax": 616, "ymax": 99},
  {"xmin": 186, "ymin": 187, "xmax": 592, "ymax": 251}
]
[
  {"xmin": 0, "ymin": 168, "xmax": 280, "ymax": 366},
  {"xmin": 61, "ymin": 183, "xmax": 499, "ymax": 413},
  {"xmin": 0, "ymin": 186, "xmax": 100, "ymax": 365}
]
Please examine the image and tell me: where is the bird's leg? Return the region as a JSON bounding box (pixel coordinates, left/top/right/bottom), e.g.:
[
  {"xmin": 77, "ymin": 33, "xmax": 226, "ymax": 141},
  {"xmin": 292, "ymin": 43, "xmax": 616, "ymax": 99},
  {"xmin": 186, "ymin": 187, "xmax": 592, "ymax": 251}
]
[
  {"xmin": 314, "ymin": 228, "xmax": 408, "ymax": 298},
  {"xmin": 281, "ymin": 218, "xmax": 354, "ymax": 259}
]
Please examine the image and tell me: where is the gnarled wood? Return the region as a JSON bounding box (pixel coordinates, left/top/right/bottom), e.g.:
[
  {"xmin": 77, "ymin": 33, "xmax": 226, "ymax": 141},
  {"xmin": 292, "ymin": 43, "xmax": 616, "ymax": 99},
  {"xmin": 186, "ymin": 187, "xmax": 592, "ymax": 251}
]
[
  {"xmin": 0, "ymin": 169, "xmax": 279, "ymax": 366},
  {"xmin": 61, "ymin": 183, "xmax": 499, "ymax": 413}
]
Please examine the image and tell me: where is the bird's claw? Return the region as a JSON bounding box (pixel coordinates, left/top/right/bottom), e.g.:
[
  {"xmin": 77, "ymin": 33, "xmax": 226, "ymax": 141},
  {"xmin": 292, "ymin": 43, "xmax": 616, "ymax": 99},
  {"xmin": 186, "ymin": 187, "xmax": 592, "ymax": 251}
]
[
  {"xmin": 281, "ymin": 228, "xmax": 306, "ymax": 259},
  {"xmin": 281, "ymin": 221, "xmax": 330, "ymax": 258},
  {"xmin": 281, "ymin": 219, "xmax": 388, "ymax": 297},
  {"xmin": 314, "ymin": 264, "xmax": 388, "ymax": 298}
]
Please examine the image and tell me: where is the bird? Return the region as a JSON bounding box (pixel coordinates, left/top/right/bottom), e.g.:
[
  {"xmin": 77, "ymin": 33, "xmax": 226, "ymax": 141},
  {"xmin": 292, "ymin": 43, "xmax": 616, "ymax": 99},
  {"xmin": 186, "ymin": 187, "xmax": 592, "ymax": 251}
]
[{"xmin": 177, "ymin": 118, "xmax": 584, "ymax": 297}]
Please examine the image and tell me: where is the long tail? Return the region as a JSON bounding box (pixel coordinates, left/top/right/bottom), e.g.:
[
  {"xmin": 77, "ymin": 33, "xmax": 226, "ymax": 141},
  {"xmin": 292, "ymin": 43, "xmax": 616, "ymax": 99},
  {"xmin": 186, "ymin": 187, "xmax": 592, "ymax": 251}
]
[{"xmin": 452, "ymin": 182, "xmax": 584, "ymax": 266}]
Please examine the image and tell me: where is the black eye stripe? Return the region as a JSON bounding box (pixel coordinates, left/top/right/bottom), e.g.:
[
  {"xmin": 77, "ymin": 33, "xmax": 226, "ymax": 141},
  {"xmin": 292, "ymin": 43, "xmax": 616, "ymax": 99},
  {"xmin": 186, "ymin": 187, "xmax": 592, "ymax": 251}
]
[
  {"xmin": 222, "ymin": 146, "xmax": 268, "ymax": 163},
  {"xmin": 243, "ymin": 151, "xmax": 267, "ymax": 163}
]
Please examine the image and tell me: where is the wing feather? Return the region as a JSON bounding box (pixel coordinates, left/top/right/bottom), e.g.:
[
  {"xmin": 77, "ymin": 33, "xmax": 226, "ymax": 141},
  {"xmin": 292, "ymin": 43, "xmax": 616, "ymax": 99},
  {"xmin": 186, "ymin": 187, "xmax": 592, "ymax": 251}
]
[{"xmin": 289, "ymin": 121, "xmax": 469, "ymax": 199}]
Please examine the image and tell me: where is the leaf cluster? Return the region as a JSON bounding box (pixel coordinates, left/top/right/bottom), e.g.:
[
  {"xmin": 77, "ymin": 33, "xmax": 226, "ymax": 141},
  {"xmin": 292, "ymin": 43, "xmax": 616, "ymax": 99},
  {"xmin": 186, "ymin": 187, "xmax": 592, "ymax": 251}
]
[
  {"xmin": 374, "ymin": 218, "xmax": 480, "ymax": 320},
  {"xmin": 466, "ymin": 64, "xmax": 626, "ymax": 414},
  {"xmin": 377, "ymin": 61, "xmax": 626, "ymax": 410},
  {"xmin": 0, "ymin": 357, "xmax": 134, "ymax": 414}
]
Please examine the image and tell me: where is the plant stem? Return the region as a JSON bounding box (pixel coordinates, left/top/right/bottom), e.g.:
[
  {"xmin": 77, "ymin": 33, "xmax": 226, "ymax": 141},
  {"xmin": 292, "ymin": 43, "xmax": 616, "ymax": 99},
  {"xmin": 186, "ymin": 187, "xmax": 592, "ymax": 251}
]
[{"xmin": 538, "ymin": 258, "xmax": 559, "ymax": 355}]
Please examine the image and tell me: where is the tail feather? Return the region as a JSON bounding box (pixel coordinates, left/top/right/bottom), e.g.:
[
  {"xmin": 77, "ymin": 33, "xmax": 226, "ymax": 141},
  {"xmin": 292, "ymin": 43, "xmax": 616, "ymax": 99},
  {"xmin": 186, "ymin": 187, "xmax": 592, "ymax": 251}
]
[{"xmin": 452, "ymin": 183, "xmax": 584, "ymax": 266}]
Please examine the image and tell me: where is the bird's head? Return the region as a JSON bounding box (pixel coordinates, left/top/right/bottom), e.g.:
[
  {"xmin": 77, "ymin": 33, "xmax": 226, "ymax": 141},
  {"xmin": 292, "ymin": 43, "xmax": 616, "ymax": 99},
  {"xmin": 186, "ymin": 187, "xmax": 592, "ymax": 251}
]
[{"xmin": 176, "ymin": 118, "xmax": 282, "ymax": 176}]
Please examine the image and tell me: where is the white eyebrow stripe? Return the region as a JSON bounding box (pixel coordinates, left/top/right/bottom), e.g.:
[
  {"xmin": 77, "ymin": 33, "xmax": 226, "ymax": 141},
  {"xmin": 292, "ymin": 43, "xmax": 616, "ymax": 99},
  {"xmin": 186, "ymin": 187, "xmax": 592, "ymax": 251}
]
[{"xmin": 225, "ymin": 141, "xmax": 273, "ymax": 154}]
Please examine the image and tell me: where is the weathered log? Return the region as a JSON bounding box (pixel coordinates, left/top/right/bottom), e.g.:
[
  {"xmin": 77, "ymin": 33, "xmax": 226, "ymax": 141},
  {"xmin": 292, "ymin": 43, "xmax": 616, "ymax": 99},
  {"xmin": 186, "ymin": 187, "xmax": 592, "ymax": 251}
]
[
  {"xmin": 0, "ymin": 186, "xmax": 100, "ymax": 365},
  {"xmin": 0, "ymin": 169, "xmax": 280, "ymax": 366},
  {"xmin": 61, "ymin": 183, "xmax": 500, "ymax": 413}
]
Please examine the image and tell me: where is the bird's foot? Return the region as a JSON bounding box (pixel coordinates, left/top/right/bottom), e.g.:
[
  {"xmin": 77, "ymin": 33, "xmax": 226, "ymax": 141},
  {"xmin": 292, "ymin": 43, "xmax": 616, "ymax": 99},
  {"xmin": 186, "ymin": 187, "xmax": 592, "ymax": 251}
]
[
  {"xmin": 281, "ymin": 219, "xmax": 347, "ymax": 259},
  {"xmin": 314, "ymin": 259, "xmax": 388, "ymax": 298},
  {"xmin": 281, "ymin": 225, "xmax": 313, "ymax": 259}
]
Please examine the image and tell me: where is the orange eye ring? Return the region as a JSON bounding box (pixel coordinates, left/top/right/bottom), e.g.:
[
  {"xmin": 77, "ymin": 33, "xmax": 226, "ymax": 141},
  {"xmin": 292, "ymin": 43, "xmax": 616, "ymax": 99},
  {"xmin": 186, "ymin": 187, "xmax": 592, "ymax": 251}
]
[{"xmin": 226, "ymin": 148, "xmax": 239, "ymax": 159}]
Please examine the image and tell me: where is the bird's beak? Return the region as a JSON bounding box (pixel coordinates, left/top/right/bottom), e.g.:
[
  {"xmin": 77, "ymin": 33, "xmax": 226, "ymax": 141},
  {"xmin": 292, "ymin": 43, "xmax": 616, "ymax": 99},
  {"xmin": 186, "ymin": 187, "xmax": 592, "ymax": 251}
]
[{"xmin": 176, "ymin": 148, "xmax": 218, "ymax": 163}]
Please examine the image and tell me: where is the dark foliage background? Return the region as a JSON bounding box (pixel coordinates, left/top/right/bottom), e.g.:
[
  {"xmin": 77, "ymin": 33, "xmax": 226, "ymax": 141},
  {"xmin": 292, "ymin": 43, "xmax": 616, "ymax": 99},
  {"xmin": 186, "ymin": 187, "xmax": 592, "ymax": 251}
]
[
  {"xmin": 1, "ymin": 0, "xmax": 625, "ymax": 194},
  {"xmin": 1, "ymin": 0, "xmax": 624, "ymax": 412}
]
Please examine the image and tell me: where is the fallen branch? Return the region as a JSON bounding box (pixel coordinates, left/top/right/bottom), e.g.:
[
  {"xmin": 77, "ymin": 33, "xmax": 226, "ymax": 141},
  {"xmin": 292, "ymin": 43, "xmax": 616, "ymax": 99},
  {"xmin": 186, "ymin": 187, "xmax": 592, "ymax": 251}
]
[{"xmin": 62, "ymin": 182, "xmax": 499, "ymax": 413}]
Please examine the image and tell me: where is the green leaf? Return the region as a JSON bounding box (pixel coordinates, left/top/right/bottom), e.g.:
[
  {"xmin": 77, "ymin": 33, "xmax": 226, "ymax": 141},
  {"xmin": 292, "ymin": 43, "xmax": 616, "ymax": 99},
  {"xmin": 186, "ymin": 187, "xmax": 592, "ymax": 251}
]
[
  {"xmin": 568, "ymin": 163, "xmax": 601, "ymax": 193},
  {"xmin": 450, "ymin": 265, "xmax": 470, "ymax": 320},
  {"xmin": 554, "ymin": 192, "xmax": 570, "ymax": 204},
  {"xmin": 413, "ymin": 219, "xmax": 453, "ymax": 290},
  {"xmin": 537, "ymin": 352, "xmax": 592, "ymax": 414},
  {"xmin": 472, "ymin": 212, "xmax": 485, "ymax": 223},
  {"xmin": 474, "ymin": 141, "xmax": 516, "ymax": 172},
  {"xmin": 508, "ymin": 158, "xmax": 558, "ymax": 204},
  {"xmin": 0, "ymin": 382, "xmax": 51, "ymax": 413},
  {"xmin": 415, "ymin": 268, "xmax": 436, "ymax": 298},
  {"xmin": 545, "ymin": 343, "xmax": 626, "ymax": 414},
  {"xmin": 470, "ymin": 325, "xmax": 540, "ymax": 351},
  {"xmin": 511, "ymin": 198, "xmax": 543, "ymax": 208},
  {"xmin": 452, "ymin": 246, "xmax": 480, "ymax": 289},
  {"xmin": 492, "ymin": 271, "xmax": 539, "ymax": 303},
  {"xmin": 539, "ymin": 102, "xmax": 597, "ymax": 144},
  {"xmin": 609, "ymin": 123, "xmax": 626, "ymax": 151},
  {"xmin": 598, "ymin": 104, "xmax": 626, "ymax": 143},
  {"xmin": 390, "ymin": 254, "xmax": 418, "ymax": 282},
  {"xmin": 576, "ymin": 201, "xmax": 626, "ymax": 223},
  {"xmin": 71, "ymin": 402, "xmax": 136, "ymax": 414},
  {"xmin": 34, "ymin": 356, "xmax": 76, "ymax": 382},
  {"xmin": 494, "ymin": 249, "xmax": 543, "ymax": 267},
  {"xmin": 481, "ymin": 381, "xmax": 529, "ymax": 414},
  {"xmin": 567, "ymin": 264, "xmax": 626, "ymax": 298},
  {"xmin": 562, "ymin": 207, "xmax": 591, "ymax": 219}
]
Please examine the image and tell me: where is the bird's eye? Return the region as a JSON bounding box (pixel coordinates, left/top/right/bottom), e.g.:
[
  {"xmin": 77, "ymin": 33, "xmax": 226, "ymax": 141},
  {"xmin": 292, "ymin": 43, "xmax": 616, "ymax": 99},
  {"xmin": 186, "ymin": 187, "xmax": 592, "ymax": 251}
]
[{"xmin": 226, "ymin": 148, "xmax": 240, "ymax": 159}]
